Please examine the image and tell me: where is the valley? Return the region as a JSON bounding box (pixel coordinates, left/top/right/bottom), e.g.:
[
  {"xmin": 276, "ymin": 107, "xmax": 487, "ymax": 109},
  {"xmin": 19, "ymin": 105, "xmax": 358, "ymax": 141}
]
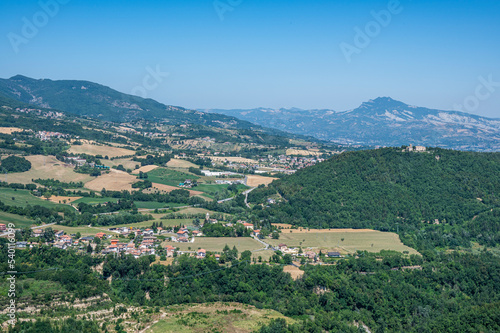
[{"xmin": 0, "ymin": 79, "xmax": 499, "ymax": 333}]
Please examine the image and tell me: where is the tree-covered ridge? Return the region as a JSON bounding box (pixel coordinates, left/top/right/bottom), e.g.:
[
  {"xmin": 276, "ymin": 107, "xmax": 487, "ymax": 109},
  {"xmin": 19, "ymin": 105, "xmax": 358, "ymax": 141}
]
[
  {"xmin": 250, "ymin": 148, "xmax": 500, "ymax": 247},
  {"xmin": 2, "ymin": 242, "xmax": 499, "ymax": 333}
]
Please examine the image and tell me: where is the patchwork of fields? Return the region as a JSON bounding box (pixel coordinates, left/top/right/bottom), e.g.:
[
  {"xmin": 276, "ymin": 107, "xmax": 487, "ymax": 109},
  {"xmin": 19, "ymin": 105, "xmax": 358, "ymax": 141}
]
[{"xmin": 267, "ymin": 229, "xmax": 419, "ymax": 255}]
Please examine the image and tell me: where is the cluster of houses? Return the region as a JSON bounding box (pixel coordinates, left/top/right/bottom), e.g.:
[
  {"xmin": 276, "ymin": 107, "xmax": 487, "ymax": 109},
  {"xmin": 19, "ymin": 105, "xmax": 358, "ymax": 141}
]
[
  {"xmin": 261, "ymin": 154, "xmax": 325, "ymax": 172},
  {"xmin": 276, "ymin": 243, "xmax": 343, "ymax": 261},
  {"xmin": 17, "ymin": 226, "xmax": 171, "ymax": 259},
  {"xmin": 171, "ymin": 226, "xmax": 203, "ymax": 243},
  {"xmin": 196, "ymin": 154, "xmax": 325, "ymax": 175},
  {"xmin": 37, "ymin": 131, "xmax": 69, "ymax": 141},
  {"xmin": 178, "ymin": 179, "xmax": 196, "ymax": 188},
  {"xmin": 65, "ymin": 156, "xmax": 110, "ymax": 169},
  {"xmin": 101, "ymin": 236, "xmax": 157, "ymax": 257},
  {"xmin": 404, "ymin": 144, "xmax": 426, "ymax": 152},
  {"xmin": 16, "ymin": 107, "xmax": 63, "ymax": 119}
]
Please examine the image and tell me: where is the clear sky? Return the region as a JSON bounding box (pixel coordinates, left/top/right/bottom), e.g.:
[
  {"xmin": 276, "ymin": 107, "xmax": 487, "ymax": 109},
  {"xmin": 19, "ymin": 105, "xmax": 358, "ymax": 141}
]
[{"xmin": 1, "ymin": 0, "xmax": 499, "ymax": 117}]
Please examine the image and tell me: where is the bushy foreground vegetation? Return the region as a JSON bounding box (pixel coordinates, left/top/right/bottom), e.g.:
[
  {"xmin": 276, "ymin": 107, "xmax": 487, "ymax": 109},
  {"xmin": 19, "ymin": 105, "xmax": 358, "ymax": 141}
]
[{"xmin": 1, "ymin": 240, "xmax": 499, "ymax": 332}]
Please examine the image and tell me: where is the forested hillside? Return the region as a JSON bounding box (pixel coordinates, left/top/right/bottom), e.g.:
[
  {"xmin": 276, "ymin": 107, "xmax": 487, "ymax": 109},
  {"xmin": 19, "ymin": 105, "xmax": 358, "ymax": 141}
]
[{"xmin": 250, "ymin": 147, "xmax": 500, "ymax": 249}]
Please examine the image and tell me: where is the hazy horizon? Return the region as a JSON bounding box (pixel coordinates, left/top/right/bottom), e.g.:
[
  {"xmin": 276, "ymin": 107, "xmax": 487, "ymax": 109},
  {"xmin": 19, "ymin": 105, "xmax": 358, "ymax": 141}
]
[{"xmin": 1, "ymin": 0, "xmax": 499, "ymax": 117}]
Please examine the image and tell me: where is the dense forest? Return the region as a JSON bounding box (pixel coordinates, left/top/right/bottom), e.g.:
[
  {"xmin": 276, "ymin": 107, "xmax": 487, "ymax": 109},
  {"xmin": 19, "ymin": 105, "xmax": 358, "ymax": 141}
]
[
  {"xmin": 0, "ymin": 155, "xmax": 31, "ymax": 172},
  {"xmin": 249, "ymin": 148, "xmax": 500, "ymax": 250},
  {"xmin": 1, "ymin": 242, "xmax": 499, "ymax": 332}
]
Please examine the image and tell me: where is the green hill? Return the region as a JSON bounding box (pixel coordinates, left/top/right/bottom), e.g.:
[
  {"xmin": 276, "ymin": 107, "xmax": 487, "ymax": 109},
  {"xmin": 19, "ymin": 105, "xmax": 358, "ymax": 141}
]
[{"xmin": 250, "ymin": 147, "xmax": 500, "ymax": 249}]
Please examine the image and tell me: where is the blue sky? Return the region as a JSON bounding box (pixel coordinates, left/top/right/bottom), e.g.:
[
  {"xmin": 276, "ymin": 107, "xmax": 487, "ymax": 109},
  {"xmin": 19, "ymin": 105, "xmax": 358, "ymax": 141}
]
[{"xmin": 1, "ymin": 0, "xmax": 499, "ymax": 117}]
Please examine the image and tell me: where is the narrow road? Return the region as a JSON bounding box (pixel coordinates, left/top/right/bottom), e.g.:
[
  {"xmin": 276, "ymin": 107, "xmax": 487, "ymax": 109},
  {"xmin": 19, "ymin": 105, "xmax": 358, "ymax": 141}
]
[
  {"xmin": 251, "ymin": 235, "xmax": 270, "ymax": 250},
  {"xmin": 243, "ymin": 187, "xmax": 256, "ymax": 208},
  {"xmin": 217, "ymin": 187, "xmax": 256, "ymax": 205},
  {"xmin": 31, "ymin": 222, "xmax": 56, "ymax": 229}
]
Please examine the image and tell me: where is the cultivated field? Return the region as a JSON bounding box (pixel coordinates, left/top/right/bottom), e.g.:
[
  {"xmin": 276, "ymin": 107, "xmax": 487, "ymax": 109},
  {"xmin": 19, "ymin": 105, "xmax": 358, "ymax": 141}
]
[
  {"xmin": 267, "ymin": 229, "xmax": 419, "ymax": 255},
  {"xmin": 102, "ymin": 158, "xmax": 140, "ymax": 170},
  {"xmin": 49, "ymin": 195, "xmax": 82, "ymax": 204},
  {"xmin": 68, "ymin": 143, "xmax": 135, "ymax": 158},
  {"xmin": 148, "ymin": 183, "xmax": 203, "ymax": 196},
  {"xmin": 85, "ymin": 170, "xmax": 138, "ymax": 192},
  {"xmin": 39, "ymin": 224, "xmax": 102, "ymax": 236},
  {"xmin": 166, "ymin": 237, "xmax": 264, "ymax": 253},
  {"xmin": 0, "ymin": 127, "xmax": 24, "ymax": 134},
  {"xmin": 0, "ymin": 188, "xmax": 66, "ymax": 209},
  {"xmin": 147, "ymin": 302, "xmax": 295, "ymax": 333},
  {"xmin": 167, "ymin": 158, "xmax": 198, "ymax": 168},
  {"xmin": 246, "ymin": 175, "xmax": 277, "ymax": 187},
  {"xmin": 4, "ymin": 155, "xmax": 92, "ymax": 184},
  {"xmin": 132, "ymin": 165, "xmax": 158, "ymax": 174},
  {"xmin": 286, "ymin": 149, "xmax": 322, "ymax": 156},
  {"xmin": 111, "ymin": 218, "xmax": 192, "ymax": 229},
  {"xmin": 210, "ymin": 156, "xmax": 258, "ymax": 164},
  {"xmin": 0, "ymin": 211, "xmax": 34, "ymax": 228},
  {"xmin": 72, "ymin": 197, "xmax": 119, "ymax": 205}
]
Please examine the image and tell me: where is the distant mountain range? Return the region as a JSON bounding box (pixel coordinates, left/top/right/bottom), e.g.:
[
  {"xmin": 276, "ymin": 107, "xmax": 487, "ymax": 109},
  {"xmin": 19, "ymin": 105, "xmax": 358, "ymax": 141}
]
[
  {"xmin": 0, "ymin": 75, "xmax": 301, "ymax": 140},
  {"xmin": 1, "ymin": 75, "xmax": 498, "ymax": 151},
  {"xmin": 202, "ymin": 98, "xmax": 500, "ymax": 151}
]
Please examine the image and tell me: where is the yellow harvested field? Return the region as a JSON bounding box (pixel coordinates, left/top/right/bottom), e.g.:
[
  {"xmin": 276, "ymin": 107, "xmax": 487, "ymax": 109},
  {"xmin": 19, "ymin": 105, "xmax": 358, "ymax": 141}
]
[
  {"xmin": 283, "ymin": 265, "xmax": 305, "ymax": 280},
  {"xmin": 49, "ymin": 196, "xmax": 82, "ymax": 204},
  {"xmin": 0, "ymin": 127, "xmax": 24, "ymax": 134},
  {"xmin": 5, "ymin": 155, "xmax": 92, "ymax": 184},
  {"xmin": 148, "ymin": 183, "xmax": 203, "ymax": 196},
  {"xmin": 102, "ymin": 158, "xmax": 140, "ymax": 170},
  {"xmin": 268, "ymin": 229, "xmax": 419, "ymax": 255},
  {"xmin": 246, "ymin": 175, "xmax": 277, "ymax": 187},
  {"xmin": 132, "ymin": 165, "xmax": 158, "ymax": 174},
  {"xmin": 167, "ymin": 158, "xmax": 198, "ymax": 168},
  {"xmin": 85, "ymin": 170, "xmax": 138, "ymax": 192},
  {"xmin": 68, "ymin": 143, "xmax": 134, "ymax": 158},
  {"xmin": 273, "ymin": 225, "xmax": 375, "ymax": 234},
  {"xmin": 286, "ymin": 149, "xmax": 322, "ymax": 156},
  {"xmin": 210, "ymin": 156, "xmax": 258, "ymax": 164},
  {"xmin": 40, "ymin": 224, "xmax": 100, "ymax": 236}
]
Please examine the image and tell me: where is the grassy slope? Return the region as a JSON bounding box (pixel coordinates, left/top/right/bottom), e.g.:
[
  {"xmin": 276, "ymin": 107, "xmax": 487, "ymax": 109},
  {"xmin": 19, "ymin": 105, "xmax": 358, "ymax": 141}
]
[
  {"xmin": 0, "ymin": 188, "xmax": 64, "ymax": 209},
  {"xmin": 147, "ymin": 302, "xmax": 295, "ymax": 333},
  {"xmin": 0, "ymin": 211, "xmax": 34, "ymax": 228}
]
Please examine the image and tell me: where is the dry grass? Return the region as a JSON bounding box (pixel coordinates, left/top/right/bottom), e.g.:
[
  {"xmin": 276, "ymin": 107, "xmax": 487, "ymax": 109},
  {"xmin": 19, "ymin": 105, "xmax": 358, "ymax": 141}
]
[
  {"xmin": 283, "ymin": 265, "xmax": 304, "ymax": 280},
  {"xmin": 147, "ymin": 183, "xmax": 203, "ymax": 196},
  {"xmin": 84, "ymin": 170, "xmax": 138, "ymax": 192},
  {"xmin": 167, "ymin": 158, "xmax": 198, "ymax": 168},
  {"xmin": 268, "ymin": 229, "xmax": 419, "ymax": 255},
  {"xmin": 246, "ymin": 175, "xmax": 277, "ymax": 187},
  {"xmin": 49, "ymin": 196, "xmax": 82, "ymax": 204},
  {"xmin": 286, "ymin": 149, "xmax": 322, "ymax": 156},
  {"xmin": 39, "ymin": 224, "xmax": 99, "ymax": 236},
  {"xmin": 148, "ymin": 302, "xmax": 295, "ymax": 333},
  {"xmin": 68, "ymin": 143, "xmax": 135, "ymax": 158},
  {"xmin": 4, "ymin": 155, "xmax": 92, "ymax": 184},
  {"xmin": 132, "ymin": 165, "xmax": 158, "ymax": 174},
  {"xmin": 0, "ymin": 127, "xmax": 24, "ymax": 134},
  {"xmin": 101, "ymin": 158, "xmax": 140, "ymax": 170},
  {"xmin": 210, "ymin": 156, "xmax": 258, "ymax": 164}
]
